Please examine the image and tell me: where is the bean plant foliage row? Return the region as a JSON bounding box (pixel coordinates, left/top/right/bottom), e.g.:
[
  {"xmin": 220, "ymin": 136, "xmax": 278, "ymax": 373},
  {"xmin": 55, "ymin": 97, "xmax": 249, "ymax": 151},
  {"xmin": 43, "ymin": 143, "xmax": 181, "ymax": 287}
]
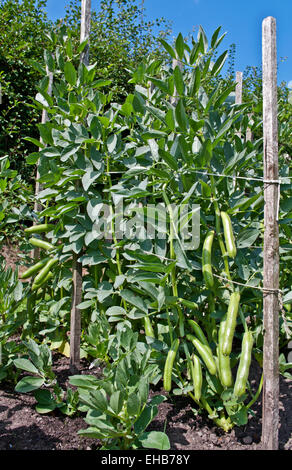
[{"xmin": 0, "ymin": 22, "xmax": 291, "ymax": 449}]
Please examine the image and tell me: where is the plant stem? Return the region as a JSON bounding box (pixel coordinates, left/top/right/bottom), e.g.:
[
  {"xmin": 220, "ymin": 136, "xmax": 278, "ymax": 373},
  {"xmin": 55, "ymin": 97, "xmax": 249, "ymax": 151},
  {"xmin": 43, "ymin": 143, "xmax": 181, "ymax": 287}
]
[
  {"xmin": 162, "ymin": 190, "xmax": 184, "ymax": 337},
  {"xmin": 166, "ymin": 308, "xmax": 173, "ymax": 344},
  {"xmin": 207, "ymin": 292, "xmax": 217, "ymax": 342},
  {"xmin": 94, "ymin": 265, "xmax": 98, "ymax": 288},
  {"xmin": 239, "ymin": 306, "xmax": 249, "ymax": 333},
  {"xmin": 177, "ymin": 364, "xmax": 233, "ymax": 432},
  {"xmin": 106, "ymin": 154, "xmax": 127, "ymax": 311},
  {"xmin": 246, "ymin": 372, "xmax": 263, "ymax": 409}
]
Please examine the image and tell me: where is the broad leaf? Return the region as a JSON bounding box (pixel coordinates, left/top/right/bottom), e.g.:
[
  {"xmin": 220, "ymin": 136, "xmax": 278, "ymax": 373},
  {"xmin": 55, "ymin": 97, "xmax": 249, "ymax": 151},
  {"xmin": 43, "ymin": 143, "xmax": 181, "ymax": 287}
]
[
  {"xmin": 64, "ymin": 61, "xmax": 77, "ymax": 86},
  {"xmin": 139, "ymin": 431, "xmax": 170, "ymax": 450},
  {"xmin": 13, "ymin": 359, "xmax": 39, "ymax": 375},
  {"xmin": 15, "ymin": 376, "xmax": 44, "ymax": 393}
]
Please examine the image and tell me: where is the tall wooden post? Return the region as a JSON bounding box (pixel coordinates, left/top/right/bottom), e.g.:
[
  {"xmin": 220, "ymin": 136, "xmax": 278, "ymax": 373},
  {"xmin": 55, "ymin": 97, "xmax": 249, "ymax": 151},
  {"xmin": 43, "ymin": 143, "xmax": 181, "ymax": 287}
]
[
  {"xmin": 262, "ymin": 16, "xmax": 279, "ymax": 450},
  {"xmin": 246, "ymin": 113, "xmax": 253, "ymax": 142},
  {"xmin": 170, "ymin": 57, "xmax": 183, "ymax": 106},
  {"xmin": 34, "ymin": 69, "xmax": 54, "ymax": 215},
  {"xmin": 80, "ymin": 0, "xmax": 91, "ymax": 65},
  {"xmin": 70, "ymin": 0, "xmax": 91, "ymax": 373},
  {"xmin": 235, "ymin": 73, "xmax": 243, "ymax": 116},
  {"xmin": 233, "ymin": 71, "xmax": 243, "ymax": 189},
  {"xmin": 33, "ymin": 69, "xmax": 53, "ymax": 260}
]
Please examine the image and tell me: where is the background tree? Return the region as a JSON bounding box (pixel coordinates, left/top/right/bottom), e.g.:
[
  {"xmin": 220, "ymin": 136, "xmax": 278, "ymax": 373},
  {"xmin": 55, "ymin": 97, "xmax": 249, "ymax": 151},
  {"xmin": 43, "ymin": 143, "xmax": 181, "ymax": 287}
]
[
  {"xmin": 0, "ymin": 0, "xmax": 52, "ymax": 180},
  {"xmin": 0, "ymin": 0, "xmax": 172, "ymax": 181}
]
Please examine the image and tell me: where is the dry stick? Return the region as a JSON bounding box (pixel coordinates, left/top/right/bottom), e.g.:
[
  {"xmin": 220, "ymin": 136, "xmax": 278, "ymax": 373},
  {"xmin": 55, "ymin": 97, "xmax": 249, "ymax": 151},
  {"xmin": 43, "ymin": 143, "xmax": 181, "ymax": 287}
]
[
  {"xmin": 32, "ymin": 69, "xmax": 53, "ymax": 260},
  {"xmin": 262, "ymin": 16, "xmax": 280, "ymax": 451},
  {"xmin": 69, "ymin": 0, "xmax": 91, "ymax": 374}
]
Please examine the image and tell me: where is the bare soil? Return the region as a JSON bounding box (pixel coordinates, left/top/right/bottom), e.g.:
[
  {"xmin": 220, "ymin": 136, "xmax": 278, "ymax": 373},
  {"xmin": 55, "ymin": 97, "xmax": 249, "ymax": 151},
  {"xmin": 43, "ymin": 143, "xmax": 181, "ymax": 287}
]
[
  {"xmin": 0, "ymin": 353, "xmax": 291, "ymax": 451},
  {"xmin": 1, "ymin": 243, "xmax": 28, "ymax": 277}
]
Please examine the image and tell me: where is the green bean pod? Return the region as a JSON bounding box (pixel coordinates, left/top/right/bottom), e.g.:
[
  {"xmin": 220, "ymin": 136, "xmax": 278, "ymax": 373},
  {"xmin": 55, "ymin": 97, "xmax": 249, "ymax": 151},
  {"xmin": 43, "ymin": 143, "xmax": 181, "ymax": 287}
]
[
  {"xmin": 29, "ymin": 237, "xmax": 54, "ymax": 251},
  {"xmin": 24, "ymin": 224, "xmax": 54, "ymax": 234},
  {"xmin": 179, "ymin": 298, "xmax": 198, "ymax": 310},
  {"xmin": 187, "ymin": 319, "xmax": 209, "ymax": 346},
  {"xmin": 33, "ymin": 258, "xmax": 58, "ymax": 286},
  {"xmin": 217, "ymin": 317, "xmax": 233, "ymax": 388},
  {"xmin": 20, "ymin": 257, "xmax": 50, "ymax": 279},
  {"xmin": 221, "ymin": 292, "xmax": 240, "ymax": 356},
  {"xmin": 187, "ymin": 334, "xmax": 217, "ymax": 376},
  {"xmin": 144, "ymin": 316, "xmax": 155, "ymax": 338},
  {"xmin": 219, "ymin": 353, "xmax": 233, "ymax": 388},
  {"xmin": 32, "ymin": 271, "xmax": 53, "ymax": 291},
  {"xmin": 220, "ymin": 211, "xmax": 237, "ymax": 258},
  {"xmin": 163, "ymin": 338, "xmax": 180, "ymax": 392},
  {"xmin": 191, "ymin": 354, "xmax": 202, "ymax": 401},
  {"xmin": 233, "ymin": 331, "xmax": 253, "ymax": 398},
  {"xmin": 202, "ymin": 230, "xmax": 215, "ymax": 289},
  {"xmin": 217, "ymin": 348, "xmax": 233, "ymax": 388}
]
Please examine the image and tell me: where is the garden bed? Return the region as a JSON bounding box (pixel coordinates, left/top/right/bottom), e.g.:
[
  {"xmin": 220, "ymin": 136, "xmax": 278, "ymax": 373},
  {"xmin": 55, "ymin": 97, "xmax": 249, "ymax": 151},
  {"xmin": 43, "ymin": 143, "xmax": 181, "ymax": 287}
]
[
  {"xmin": 0, "ymin": 353, "xmax": 291, "ymax": 451},
  {"xmin": 1, "ymin": 245, "xmax": 292, "ymax": 450}
]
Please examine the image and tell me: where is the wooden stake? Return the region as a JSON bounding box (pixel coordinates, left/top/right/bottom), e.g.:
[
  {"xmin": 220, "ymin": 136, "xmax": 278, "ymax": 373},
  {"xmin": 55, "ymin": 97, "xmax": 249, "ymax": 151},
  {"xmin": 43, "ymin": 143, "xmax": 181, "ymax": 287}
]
[
  {"xmin": 235, "ymin": 71, "xmax": 242, "ymax": 138},
  {"xmin": 246, "ymin": 113, "xmax": 253, "ymax": 142},
  {"xmin": 33, "ymin": 69, "xmax": 53, "ymax": 260},
  {"xmin": 262, "ymin": 16, "xmax": 279, "ymax": 451},
  {"xmin": 235, "ymin": 72, "xmax": 242, "ymax": 106},
  {"xmin": 70, "ymin": 0, "xmax": 91, "ymax": 373},
  {"xmin": 70, "ymin": 252, "xmax": 83, "ymax": 373},
  {"xmin": 233, "ymin": 71, "xmax": 242, "ymax": 189},
  {"xmin": 80, "ymin": 0, "xmax": 91, "ymax": 66},
  {"xmin": 170, "ymin": 57, "xmax": 183, "ymax": 106}
]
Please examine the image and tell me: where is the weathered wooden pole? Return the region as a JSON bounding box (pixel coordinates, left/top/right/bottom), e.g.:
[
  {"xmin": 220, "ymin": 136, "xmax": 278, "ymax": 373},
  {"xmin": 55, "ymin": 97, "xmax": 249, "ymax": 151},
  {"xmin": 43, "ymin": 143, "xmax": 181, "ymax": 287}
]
[
  {"xmin": 235, "ymin": 72, "xmax": 243, "ymax": 109},
  {"xmin": 244, "ymin": 67, "xmax": 253, "ymax": 142},
  {"xmin": 34, "ymin": 69, "xmax": 54, "ymax": 215},
  {"xmin": 80, "ymin": 0, "xmax": 91, "ymax": 66},
  {"xmin": 170, "ymin": 57, "xmax": 183, "ymax": 106},
  {"xmin": 235, "ymin": 70, "xmax": 253, "ymax": 142},
  {"xmin": 246, "ymin": 114, "xmax": 253, "ymax": 142},
  {"xmin": 70, "ymin": 0, "xmax": 91, "ymax": 373},
  {"xmin": 233, "ymin": 71, "xmax": 243, "ymax": 189},
  {"xmin": 33, "ymin": 69, "xmax": 53, "ymax": 260},
  {"xmin": 262, "ymin": 16, "xmax": 279, "ymax": 450}
]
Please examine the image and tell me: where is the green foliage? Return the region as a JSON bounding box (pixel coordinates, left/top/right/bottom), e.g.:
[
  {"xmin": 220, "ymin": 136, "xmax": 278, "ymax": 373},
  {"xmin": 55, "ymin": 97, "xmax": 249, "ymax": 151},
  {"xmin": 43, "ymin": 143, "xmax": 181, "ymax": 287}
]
[
  {"xmin": 0, "ymin": 262, "xmax": 27, "ymax": 323},
  {"xmin": 1, "ymin": 14, "xmax": 291, "ymax": 446},
  {"xmin": 63, "ymin": 0, "xmax": 171, "ymax": 101},
  {"xmin": 20, "ymin": 26, "xmax": 290, "ymax": 433},
  {"xmin": 0, "ymin": 0, "xmax": 53, "ymax": 179},
  {"xmin": 0, "ymin": 156, "xmax": 34, "ymax": 244},
  {"xmin": 0, "ymin": 262, "xmax": 28, "ymax": 382},
  {"xmin": 13, "ymin": 338, "xmax": 79, "ymax": 415},
  {"xmin": 0, "ymin": 0, "xmax": 171, "ymax": 182},
  {"xmin": 71, "ymin": 326, "xmax": 169, "ymax": 450}
]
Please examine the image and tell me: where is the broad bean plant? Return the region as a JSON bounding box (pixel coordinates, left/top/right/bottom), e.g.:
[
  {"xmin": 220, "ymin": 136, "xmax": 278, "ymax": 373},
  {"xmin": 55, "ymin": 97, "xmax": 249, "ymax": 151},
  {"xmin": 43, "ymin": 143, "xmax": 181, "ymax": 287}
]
[{"xmin": 18, "ymin": 24, "xmax": 291, "ymax": 435}]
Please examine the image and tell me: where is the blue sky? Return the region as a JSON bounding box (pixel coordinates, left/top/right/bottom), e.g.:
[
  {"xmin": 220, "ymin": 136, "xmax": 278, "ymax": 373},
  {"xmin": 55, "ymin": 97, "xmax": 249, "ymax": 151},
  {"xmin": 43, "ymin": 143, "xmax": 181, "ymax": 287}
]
[{"xmin": 45, "ymin": 0, "xmax": 292, "ymax": 85}]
